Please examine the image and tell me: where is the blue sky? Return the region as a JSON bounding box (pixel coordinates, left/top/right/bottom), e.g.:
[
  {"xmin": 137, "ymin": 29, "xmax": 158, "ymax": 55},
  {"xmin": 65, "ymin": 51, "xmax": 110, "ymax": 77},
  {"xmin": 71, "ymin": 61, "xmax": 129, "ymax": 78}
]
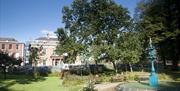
[{"xmin": 0, "ymin": 0, "xmax": 139, "ymax": 43}]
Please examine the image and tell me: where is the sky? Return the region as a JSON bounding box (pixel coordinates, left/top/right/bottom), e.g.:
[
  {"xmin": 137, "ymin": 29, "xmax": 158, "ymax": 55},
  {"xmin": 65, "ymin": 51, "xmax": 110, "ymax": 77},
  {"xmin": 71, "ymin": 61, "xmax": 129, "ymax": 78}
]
[{"xmin": 0, "ymin": 0, "xmax": 139, "ymax": 43}]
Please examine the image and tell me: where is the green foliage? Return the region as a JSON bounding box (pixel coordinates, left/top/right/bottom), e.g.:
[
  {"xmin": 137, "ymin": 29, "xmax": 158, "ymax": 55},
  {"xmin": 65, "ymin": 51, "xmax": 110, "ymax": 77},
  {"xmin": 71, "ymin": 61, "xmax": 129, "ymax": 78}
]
[
  {"xmin": 28, "ymin": 46, "xmax": 39, "ymax": 65},
  {"xmin": 0, "ymin": 51, "xmax": 22, "ymax": 67},
  {"xmin": 28, "ymin": 45, "xmax": 40, "ymax": 78},
  {"xmin": 62, "ymin": 74, "xmax": 87, "ymax": 86},
  {"xmin": 82, "ymin": 80, "xmax": 97, "ymax": 91},
  {"xmin": 158, "ymin": 73, "xmax": 172, "ymax": 81},
  {"xmin": 134, "ymin": 75, "xmax": 139, "ymax": 81},
  {"xmin": 0, "ymin": 51, "xmax": 22, "ymax": 79},
  {"xmin": 135, "ymin": 0, "xmax": 180, "ymax": 70},
  {"xmin": 117, "ymin": 32, "xmax": 143, "ymax": 64},
  {"xmin": 56, "ymin": 0, "xmax": 133, "ymax": 65},
  {"xmin": 55, "ymin": 28, "xmax": 85, "ymax": 63},
  {"xmin": 111, "ymin": 74, "xmax": 125, "ymax": 82}
]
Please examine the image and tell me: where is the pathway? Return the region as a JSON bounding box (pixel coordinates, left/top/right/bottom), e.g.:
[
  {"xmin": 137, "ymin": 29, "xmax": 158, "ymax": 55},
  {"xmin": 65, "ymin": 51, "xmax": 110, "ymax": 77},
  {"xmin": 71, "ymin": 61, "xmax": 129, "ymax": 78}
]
[{"xmin": 94, "ymin": 82, "xmax": 121, "ymax": 91}]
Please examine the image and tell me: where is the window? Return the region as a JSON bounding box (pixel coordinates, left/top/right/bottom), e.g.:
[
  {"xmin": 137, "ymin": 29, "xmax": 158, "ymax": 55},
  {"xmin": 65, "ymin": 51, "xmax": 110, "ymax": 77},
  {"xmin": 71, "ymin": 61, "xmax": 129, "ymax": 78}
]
[
  {"xmin": 16, "ymin": 44, "xmax": 18, "ymax": 49},
  {"xmin": 9, "ymin": 44, "xmax": 12, "ymax": 49},
  {"xmin": 2, "ymin": 44, "xmax": 5, "ymax": 49}
]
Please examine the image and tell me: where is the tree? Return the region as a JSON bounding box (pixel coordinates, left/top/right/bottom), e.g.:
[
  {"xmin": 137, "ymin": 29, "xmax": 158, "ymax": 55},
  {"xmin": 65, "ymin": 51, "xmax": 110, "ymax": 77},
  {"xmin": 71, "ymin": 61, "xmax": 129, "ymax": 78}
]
[
  {"xmin": 135, "ymin": 0, "xmax": 180, "ymax": 70},
  {"xmin": 59, "ymin": 0, "xmax": 131, "ymax": 68},
  {"xmin": 116, "ymin": 32, "xmax": 143, "ymax": 72},
  {"xmin": 55, "ymin": 28, "xmax": 85, "ymax": 63},
  {"xmin": 0, "ymin": 51, "xmax": 22, "ymax": 79},
  {"xmin": 28, "ymin": 45, "xmax": 42, "ymax": 78}
]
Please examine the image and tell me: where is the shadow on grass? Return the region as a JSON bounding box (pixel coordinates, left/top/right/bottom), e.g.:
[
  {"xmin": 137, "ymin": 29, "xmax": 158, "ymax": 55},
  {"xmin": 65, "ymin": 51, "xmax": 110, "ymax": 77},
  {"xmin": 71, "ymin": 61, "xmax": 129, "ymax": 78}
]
[
  {"xmin": 0, "ymin": 80, "xmax": 17, "ymax": 91},
  {"xmin": 166, "ymin": 71, "xmax": 180, "ymax": 81},
  {"xmin": 0, "ymin": 87, "xmax": 10, "ymax": 91},
  {"xmin": 0, "ymin": 74, "xmax": 46, "ymax": 91},
  {"xmin": 157, "ymin": 69, "xmax": 180, "ymax": 82},
  {"xmin": 15, "ymin": 76, "xmax": 46, "ymax": 84}
]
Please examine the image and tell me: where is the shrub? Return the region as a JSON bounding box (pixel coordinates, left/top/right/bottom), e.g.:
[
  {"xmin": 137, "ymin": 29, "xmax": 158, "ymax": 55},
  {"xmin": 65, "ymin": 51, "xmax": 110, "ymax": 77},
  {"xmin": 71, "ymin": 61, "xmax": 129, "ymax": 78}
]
[
  {"xmin": 92, "ymin": 75, "xmax": 103, "ymax": 84},
  {"xmin": 89, "ymin": 64, "xmax": 106, "ymax": 74},
  {"xmin": 69, "ymin": 64, "xmax": 106, "ymax": 75},
  {"xmin": 134, "ymin": 75, "xmax": 139, "ymax": 82},
  {"xmin": 158, "ymin": 73, "xmax": 172, "ymax": 81},
  {"xmin": 111, "ymin": 74, "xmax": 125, "ymax": 82},
  {"xmin": 62, "ymin": 74, "xmax": 86, "ymax": 86},
  {"xmin": 69, "ymin": 65, "xmax": 90, "ymax": 75},
  {"xmin": 82, "ymin": 80, "xmax": 97, "ymax": 91},
  {"xmin": 38, "ymin": 66, "xmax": 51, "ymax": 76}
]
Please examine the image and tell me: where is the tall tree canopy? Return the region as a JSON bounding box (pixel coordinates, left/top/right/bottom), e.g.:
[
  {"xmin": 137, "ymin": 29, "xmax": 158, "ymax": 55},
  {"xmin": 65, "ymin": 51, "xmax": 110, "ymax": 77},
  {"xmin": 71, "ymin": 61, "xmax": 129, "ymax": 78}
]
[
  {"xmin": 56, "ymin": 0, "xmax": 143, "ymax": 71},
  {"xmin": 135, "ymin": 0, "xmax": 180, "ymax": 70}
]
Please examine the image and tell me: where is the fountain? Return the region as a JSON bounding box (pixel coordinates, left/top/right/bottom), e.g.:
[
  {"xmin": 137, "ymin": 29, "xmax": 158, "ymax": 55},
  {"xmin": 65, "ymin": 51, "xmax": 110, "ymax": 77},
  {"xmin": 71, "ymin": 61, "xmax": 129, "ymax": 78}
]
[{"xmin": 148, "ymin": 38, "xmax": 158, "ymax": 87}]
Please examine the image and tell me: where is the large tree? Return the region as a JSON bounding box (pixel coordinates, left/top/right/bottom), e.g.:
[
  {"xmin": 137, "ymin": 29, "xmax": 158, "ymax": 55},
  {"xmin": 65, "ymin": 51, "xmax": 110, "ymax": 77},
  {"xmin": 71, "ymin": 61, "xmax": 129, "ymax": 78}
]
[
  {"xmin": 58, "ymin": 0, "xmax": 131, "ymax": 67},
  {"xmin": 135, "ymin": 0, "xmax": 180, "ymax": 70}
]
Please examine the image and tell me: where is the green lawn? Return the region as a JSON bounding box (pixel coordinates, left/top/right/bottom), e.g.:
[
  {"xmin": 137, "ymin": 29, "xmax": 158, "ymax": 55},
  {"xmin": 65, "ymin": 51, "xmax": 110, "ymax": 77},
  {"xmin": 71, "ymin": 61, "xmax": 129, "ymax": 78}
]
[
  {"xmin": 0, "ymin": 76, "xmax": 83, "ymax": 91},
  {"xmin": 0, "ymin": 70, "xmax": 179, "ymax": 91}
]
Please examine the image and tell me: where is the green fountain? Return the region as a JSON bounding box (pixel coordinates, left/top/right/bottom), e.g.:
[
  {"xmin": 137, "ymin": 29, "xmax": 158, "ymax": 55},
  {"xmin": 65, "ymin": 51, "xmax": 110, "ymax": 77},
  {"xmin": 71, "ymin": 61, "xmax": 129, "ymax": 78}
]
[{"xmin": 148, "ymin": 38, "xmax": 158, "ymax": 87}]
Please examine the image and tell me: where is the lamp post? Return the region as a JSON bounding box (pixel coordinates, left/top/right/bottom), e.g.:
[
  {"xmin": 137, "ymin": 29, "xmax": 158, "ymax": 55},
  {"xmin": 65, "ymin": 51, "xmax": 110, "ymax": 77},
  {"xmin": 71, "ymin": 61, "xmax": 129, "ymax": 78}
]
[
  {"xmin": 61, "ymin": 52, "xmax": 68, "ymax": 79},
  {"xmin": 148, "ymin": 38, "xmax": 158, "ymax": 87},
  {"xmin": 63, "ymin": 53, "xmax": 68, "ymax": 63}
]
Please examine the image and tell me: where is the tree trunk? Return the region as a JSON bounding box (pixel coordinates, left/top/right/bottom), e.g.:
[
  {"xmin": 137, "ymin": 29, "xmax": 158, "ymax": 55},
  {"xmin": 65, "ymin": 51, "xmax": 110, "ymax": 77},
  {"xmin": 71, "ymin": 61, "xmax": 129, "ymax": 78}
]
[
  {"xmin": 112, "ymin": 61, "xmax": 117, "ymax": 73},
  {"xmin": 172, "ymin": 41, "xmax": 179, "ymax": 71},
  {"xmin": 125, "ymin": 64, "xmax": 128, "ymax": 72},
  {"xmin": 3, "ymin": 67, "xmax": 6, "ymax": 79},
  {"xmin": 95, "ymin": 60, "xmax": 98, "ymax": 74},
  {"xmin": 172, "ymin": 58, "xmax": 178, "ymax": 70},
  {"xmin": 61, "ymin": 70, "xmax": 65, "ymax": 79},
  {"xmin": 162, "ymin": 55, "xmax": 166, "ymax": 69},
  {"xmin": 95, "ymin": 60, "xmax": 98, "ymax": 65},
  {"xmin": 33, "ymin": 60, "xmax": 38, "ymax": 79},
  {"xmin": 129, "ymin": 63, "xmax": 133, "ymax": 72},
  {"xmin": 159, "ymin": 42, "xmax": 167, "ymax": 69}
]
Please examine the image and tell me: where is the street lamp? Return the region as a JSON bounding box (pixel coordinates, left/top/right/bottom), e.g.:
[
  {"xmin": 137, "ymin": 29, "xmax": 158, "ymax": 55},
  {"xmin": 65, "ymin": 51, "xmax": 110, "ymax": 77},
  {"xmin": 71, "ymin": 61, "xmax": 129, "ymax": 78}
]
[
  {"xmin": 63, "ymin": 53, "xmax": 68, "ymax": 63},
  {"xmin": 61, "ymin": 52, "xmax": 68, "ymax": 79}
]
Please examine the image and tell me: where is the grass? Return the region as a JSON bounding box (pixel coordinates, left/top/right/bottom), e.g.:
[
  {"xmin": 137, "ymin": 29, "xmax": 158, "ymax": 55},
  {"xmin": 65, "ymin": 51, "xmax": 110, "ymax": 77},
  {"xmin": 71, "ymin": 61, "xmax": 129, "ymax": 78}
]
[
  {"xmin": 0, "ymin": 68, "xmax": 179, "ymax": 91},
  {"xmin": 0, "ymin": 74, "xmax": 83, "ymax": 91}
]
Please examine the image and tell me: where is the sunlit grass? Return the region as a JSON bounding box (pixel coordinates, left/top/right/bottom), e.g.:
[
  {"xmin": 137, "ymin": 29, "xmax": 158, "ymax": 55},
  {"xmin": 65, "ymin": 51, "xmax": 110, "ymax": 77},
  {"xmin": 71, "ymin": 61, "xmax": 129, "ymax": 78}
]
[{"xmin": 0, "ymin": 76, "xmax": 83, "ymax": 91}]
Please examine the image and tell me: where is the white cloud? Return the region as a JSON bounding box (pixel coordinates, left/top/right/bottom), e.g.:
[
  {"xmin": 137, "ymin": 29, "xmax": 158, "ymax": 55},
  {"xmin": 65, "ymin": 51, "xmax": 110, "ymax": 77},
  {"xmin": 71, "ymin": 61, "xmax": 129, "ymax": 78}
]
[{"xmin": 41, "ymin": 30, "xmax": 57, "ymax": 38}]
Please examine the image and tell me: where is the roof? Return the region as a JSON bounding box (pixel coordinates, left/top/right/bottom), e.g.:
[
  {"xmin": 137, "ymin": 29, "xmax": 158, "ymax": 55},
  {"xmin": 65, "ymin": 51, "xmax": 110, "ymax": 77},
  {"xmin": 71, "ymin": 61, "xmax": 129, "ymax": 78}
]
[
  {"xmin": 36, "ymin": 37, "xmax": 58, "ymax": 41},
  {"xmin": 0, "ymin": 37, "xmax": 18, "ymax": 42}
]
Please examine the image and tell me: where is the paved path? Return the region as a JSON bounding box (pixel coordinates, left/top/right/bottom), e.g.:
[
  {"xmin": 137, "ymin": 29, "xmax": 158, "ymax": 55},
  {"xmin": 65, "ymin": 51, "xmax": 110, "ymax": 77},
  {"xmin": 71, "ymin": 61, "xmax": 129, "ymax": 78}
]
[{"xmin": 94, "ymin": 82, "xmax": 121, "ymax": 91}]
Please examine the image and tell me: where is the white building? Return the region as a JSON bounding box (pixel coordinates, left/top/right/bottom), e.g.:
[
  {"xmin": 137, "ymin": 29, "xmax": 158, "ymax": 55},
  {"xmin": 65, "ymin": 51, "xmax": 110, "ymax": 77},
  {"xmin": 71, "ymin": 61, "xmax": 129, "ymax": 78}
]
[{"xmin": 29, "ymin": 35, "xmax": 64, "ymax": 66}]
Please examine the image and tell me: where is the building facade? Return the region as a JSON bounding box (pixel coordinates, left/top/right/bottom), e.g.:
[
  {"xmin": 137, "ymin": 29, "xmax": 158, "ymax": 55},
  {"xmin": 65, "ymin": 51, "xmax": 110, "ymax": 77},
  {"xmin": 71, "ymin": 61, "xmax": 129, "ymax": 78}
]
[
  {"xmin": 29, "ymin": 36, "xmax": 64, "ymax": 66},
  {"xmin": 0, "ymin": 37, "xmax": 25, "ymax": 65}
]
